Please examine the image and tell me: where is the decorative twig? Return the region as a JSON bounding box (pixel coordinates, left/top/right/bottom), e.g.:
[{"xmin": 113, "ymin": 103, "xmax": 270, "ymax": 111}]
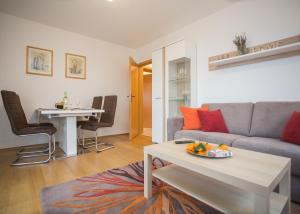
[{"xmin": 233, "ymin": 33, "xmax": 248, "ymax": 55}]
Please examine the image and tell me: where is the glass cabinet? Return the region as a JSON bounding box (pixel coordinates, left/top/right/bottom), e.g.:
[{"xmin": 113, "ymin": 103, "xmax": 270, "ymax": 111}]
[{"xmin": 168, "ymin": 58, "xmax": 191, "ymax": 117}]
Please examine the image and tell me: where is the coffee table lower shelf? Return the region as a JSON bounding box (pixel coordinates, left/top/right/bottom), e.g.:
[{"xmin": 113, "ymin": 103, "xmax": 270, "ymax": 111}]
[{"xmin": 152, "ymin": 165, "xmax": 288, "ymax": 214}]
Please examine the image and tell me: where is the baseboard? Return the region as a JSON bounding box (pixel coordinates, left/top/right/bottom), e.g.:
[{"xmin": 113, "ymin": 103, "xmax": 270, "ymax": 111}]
[{"xmin": 0, "ymin": 143, "xmax": 46, "ymax": 152}]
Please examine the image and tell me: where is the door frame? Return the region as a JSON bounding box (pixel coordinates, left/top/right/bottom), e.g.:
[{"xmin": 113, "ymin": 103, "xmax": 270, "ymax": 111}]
[{"xmin": 129, "ymin": 58, "xmax": 152, "ymax": 139}]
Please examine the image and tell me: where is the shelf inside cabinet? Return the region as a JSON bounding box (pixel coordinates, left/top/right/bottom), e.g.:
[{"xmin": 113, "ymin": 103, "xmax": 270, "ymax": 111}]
[
  {"xmin": 168, "ymin": 56, "xmax": 191, "ymax": 117},
  {"xmin": 169, "ymin": 77, "xmax": 190, "ymax": 83},
  {"xmin": 169, "ymin": 97, "xmax": 187, "ymax": 101}
]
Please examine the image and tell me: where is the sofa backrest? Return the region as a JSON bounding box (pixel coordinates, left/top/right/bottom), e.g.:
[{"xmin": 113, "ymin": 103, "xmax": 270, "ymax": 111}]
[
  {"xmin": 205, "ymin": 103, "xmax": 254, "ymax": 136},
  {"xmin": 250, "ymin": 102, "xmax": 300, "ymax": 138}
]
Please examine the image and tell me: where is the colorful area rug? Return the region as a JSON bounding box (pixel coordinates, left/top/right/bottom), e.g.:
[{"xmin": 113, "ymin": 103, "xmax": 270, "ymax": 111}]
[{"xmin": 41, "ymin": 158, "xmax": 222, "ymax": 214}]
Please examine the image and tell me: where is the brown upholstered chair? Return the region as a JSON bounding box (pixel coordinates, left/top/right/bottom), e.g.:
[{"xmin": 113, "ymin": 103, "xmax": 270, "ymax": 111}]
[
  {"xmin": 77, "ymin": 96, "xmax": 103, "ymax": 147},
  {"xmin": 77, "ymin": 96, "xmax": 103, "ymax": 128},
  {"xmin": 78, "ymin": 95, "xmax": 117, "ymax": 152},
  {"xmin": 1, "ymin": 90, "xmax": 56, "ymax": 166}
]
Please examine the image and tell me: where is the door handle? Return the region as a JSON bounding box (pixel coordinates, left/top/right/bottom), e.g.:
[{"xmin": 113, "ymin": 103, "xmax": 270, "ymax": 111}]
[
  {"xmin": 153, "ymin": 97, "xmax": 162, "ymax": 100},
  {"xmin": 127, "ymin": 95, "xmax": 136, "ymax": 103}
]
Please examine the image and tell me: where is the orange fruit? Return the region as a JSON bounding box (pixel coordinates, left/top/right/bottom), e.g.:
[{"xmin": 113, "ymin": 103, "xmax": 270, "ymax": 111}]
[
  {"xmin": 198, "ymin": 150, "xmax": 206, "ymax": 155},
  {"xmin": 186, "ymin": 143, "xmax": 194, "ymax": 151},
  {"xmin": 218, "ymin": 144, "xmax": 229, "ymax": 151},
  {"xmin": 205, "ymin": 144, "xmax": 213, "ymax": 151}
]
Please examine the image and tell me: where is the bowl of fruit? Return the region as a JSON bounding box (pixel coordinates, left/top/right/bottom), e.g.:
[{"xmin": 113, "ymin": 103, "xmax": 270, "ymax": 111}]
[{"xmin": 186, "ymin": 141, "xmax": 233, "ymax": 158}]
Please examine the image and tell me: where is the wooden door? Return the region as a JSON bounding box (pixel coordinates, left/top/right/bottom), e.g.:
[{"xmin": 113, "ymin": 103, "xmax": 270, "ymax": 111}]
[{"xmin": 129, "ymin": 57, "xmax": 140, "ymax": 139}]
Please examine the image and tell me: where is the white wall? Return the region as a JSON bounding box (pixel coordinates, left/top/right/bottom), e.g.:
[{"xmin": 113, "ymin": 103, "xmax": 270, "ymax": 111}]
[
  {"xmin": 1, "ymin": 0, "xmax": 300, "ymax": 149},
  {"xmin": 136, "ymin": 0, "xmax": 300, "ymax": 105},
  {"xmin": 0, "ymin": 13, "xmax": 135, "ymax": 149}
]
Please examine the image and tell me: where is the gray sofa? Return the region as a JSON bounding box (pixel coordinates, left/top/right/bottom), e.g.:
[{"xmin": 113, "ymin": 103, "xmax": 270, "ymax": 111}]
[{"xmin": 167, "ymin": 102, "xmax": 300, "ymax": 203}]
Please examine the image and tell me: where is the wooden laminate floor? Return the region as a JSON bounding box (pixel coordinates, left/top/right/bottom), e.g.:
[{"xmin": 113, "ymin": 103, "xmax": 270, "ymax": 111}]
[
  {"xmin": 0, "ymin": 134, "xmax": 151, "ymax": 214},
  {"xmin": 1, "ymin": 135, "xmax": 299, "ymax": 214}
]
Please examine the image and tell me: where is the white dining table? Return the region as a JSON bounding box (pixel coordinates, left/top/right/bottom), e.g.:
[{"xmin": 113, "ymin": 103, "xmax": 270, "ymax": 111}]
[{"xmin": 37, "ymin": 108, "xmax": 104, "ymax": 157}]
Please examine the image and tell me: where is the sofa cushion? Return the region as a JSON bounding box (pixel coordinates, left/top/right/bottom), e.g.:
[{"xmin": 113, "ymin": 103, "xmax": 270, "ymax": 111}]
[
  {"xmin": 180, "ymin": 105, "xmax": 209, "ymax": 130},
  {"xmin": 250, "ymin": 102, "xmax": 300, "ymax": 138},
  {"xmin": 174, "ymin": 130, "xmax": 245, "ymax": 146},
  {"xmin": 281, "ymin": 112, "xmax": 300, "ymax": 145},
  {"xmin": 205, "ymin": 103, "xmax": 253, "ymax": 136},
  {"xmin": 198, "ymin": 109, "xmax": 229, "ymax": 133},
  {"xmin": 232, "ymin": 137, "xmax": 300, "ymax": 177}
]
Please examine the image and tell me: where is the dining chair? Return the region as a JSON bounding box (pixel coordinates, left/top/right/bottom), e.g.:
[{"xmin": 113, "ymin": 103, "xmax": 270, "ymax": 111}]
[
  {"xmin": 77, "ymin": 96, "xmax": 103, "ymax": 147},
  {"xmin": 78, "ymin": 95, "xmax": 117, "ymax": 152},
  {"xmin": 1, "ymin": 90, "xmax": 56, "ymax": 166}
]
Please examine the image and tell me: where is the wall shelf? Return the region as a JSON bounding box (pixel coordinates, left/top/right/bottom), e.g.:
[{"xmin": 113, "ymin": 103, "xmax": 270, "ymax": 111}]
[{"xmin": 209, "ymin": 35, "xmax": 300, "ymax": 71}]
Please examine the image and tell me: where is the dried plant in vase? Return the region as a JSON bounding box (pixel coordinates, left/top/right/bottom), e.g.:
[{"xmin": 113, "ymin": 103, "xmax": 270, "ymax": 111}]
[{"xmin": 233, "ymin": 33, "xmax": 248, "ymax": 55}]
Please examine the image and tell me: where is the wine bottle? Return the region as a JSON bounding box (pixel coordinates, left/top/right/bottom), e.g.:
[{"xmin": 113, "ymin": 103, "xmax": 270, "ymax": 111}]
[{"xmin": 63, "ymin": 91, "xmax": 68, "ymax": 109}]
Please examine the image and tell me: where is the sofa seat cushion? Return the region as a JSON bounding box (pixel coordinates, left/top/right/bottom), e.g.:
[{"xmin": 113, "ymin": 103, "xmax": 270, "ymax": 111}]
[
  {"xmin": 232, "ymin": 137, "xmax": 300, "ymax": 176},
  {"xmin": 174, "ymin": 130, "xmax": 245, "ymax": 146}
]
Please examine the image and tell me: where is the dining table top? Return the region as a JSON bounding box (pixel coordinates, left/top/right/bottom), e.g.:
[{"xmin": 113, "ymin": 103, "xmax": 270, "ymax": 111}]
[
  {"xmin": 38, "ymin": 108, "xmax": 104, "ymax": 114},
  {"xmin": 37, "ymin": 108, "xmax": 104, "ymax": 118}
]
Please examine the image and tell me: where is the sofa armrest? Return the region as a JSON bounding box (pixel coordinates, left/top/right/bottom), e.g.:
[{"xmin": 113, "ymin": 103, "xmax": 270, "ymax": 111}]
[{"xmin": 167, "ymin": 117, "xmax": 184, "ymax": 140}]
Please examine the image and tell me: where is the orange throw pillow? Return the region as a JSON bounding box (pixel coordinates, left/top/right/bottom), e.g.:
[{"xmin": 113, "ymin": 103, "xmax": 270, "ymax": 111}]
[{"xmin": 180, "ymin": 105, "xmax": 209, "ymax": 130}]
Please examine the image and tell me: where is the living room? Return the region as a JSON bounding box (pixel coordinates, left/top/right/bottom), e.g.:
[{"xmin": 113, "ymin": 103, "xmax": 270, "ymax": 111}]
[{"xmin": 0, "ymin": 0, "xmax": 299, "ymax": 213}]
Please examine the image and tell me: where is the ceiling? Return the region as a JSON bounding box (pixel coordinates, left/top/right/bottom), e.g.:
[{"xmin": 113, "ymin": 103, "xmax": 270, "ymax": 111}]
[{"xmin": 0, "ymin": 0, "xmax": 239, "ymax": 48}]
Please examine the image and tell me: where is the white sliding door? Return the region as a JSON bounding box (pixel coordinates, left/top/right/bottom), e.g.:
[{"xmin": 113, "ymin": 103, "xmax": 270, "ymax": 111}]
[{"xmin": 152, "ymin": 48, "xmax": 165, "ymax": 144}]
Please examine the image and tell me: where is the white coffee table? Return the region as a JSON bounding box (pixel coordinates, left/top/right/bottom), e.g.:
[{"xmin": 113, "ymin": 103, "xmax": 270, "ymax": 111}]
[{"xmin": 144, "ymin": 141, "xmax": 291, "ymax": 214}]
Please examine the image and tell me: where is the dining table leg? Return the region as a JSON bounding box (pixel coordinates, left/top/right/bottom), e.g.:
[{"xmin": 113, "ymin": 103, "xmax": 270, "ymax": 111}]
[{"xmin": 59, "ymin": 116, "xmax": 77, "ymax": 157}]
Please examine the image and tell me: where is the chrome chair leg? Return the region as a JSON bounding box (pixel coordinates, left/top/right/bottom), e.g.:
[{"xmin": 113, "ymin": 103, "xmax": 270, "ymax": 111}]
[
  {"xmin": 16, "ymin": 145, "xmax": 49, "ymax": 156},
  {"xmin": 78, "ymin": 128, "xmax": 87, "ymax": 148},
  {"xmin": 16, "ymin": 153, "xmax": 49, "ymax": 158},
  {"xmin": 52, "ymin": 134, "xmax": 56, "ymax": 154},
  {"xmin": 11, "ymin": 134, "xmax": 54, "ymax": 166},
  {"xmin": 95, "ymin": 130, "xmax": 115, "ymax": 153},
  {"xmin": 51, "ymin": 135, "xmax": 56, "ymax": 159},
  {"xmin": 80, "ymin": 131, "xmax": 115, "ymax": 152},
  {"xmin": 82, "ymin": 133, "xmax": 84, "ymax": 147},
  {"xmin": 95, "ymin": 143, "xmax": 115, "ymax": 152},
  {"xmin": 77, "ymin": 127, "xmax": 81, "ymax": 145},
  {"xmin": 79, "ymin": 131, "xmax": 98, "ymax": 149},
  {"xmin": 82, "ymin": 134, "xmax": 89, "ymax": 149},
  {"xmin": 77, "ymin": 128, "xmax": 115, "ymax": 152},
  {"xmin": 81, "ymin": 135, "xmax": 99, "ymax": 149}
]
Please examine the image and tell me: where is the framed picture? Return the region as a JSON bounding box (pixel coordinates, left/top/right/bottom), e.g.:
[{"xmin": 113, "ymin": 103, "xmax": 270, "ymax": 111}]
[
  {"xmin": 65, "ymin": 53, "xmax": 86, "ymax": 79},
  {"xmin": 26, "ymin": 46, "xmax": 53, "ymax": 76}
]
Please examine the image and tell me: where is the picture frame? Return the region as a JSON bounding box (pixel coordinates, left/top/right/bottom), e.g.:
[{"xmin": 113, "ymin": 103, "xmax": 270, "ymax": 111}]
[
  {"xmin": 26, "ymin": 46, "xmax": 53, "ymax": 76},
  {"xmin": 65, "ymin": 53, "xmax": 86, "ymax": 79}
]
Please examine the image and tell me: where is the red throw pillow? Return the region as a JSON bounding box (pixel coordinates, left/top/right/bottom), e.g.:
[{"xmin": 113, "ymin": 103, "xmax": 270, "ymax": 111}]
[
  {"xmin": 180, "ymin": 105, "xmax": 209, "ymax": 130},
  {"xmin": 197, "ymin": 109, "xmax": 229, "ymax": 133},
  {"xmin": 281, "ymin": 112, "xmax": 300, "ymax": 145}
]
